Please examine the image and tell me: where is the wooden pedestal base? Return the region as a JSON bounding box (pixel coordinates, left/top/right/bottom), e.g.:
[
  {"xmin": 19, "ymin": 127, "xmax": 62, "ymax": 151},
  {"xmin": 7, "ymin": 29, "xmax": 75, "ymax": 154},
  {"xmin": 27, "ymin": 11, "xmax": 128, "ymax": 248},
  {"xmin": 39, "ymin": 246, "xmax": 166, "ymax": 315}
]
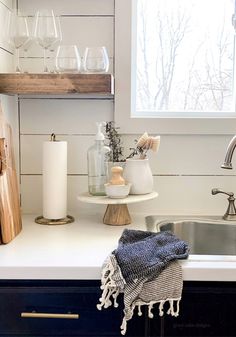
[
  {"xmin": 77, "ymin": 192, "xmax": 158, "ymax": 226},
  {"xmin": 103, "ymin": 204, "xmax": 131, "ymax": 226}
]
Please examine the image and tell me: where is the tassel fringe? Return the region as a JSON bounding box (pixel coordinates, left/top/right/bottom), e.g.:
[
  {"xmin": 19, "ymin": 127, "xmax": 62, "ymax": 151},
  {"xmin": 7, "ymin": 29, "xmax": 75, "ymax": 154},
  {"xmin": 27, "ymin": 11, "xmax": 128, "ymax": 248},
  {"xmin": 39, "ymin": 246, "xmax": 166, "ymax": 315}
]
[
  {"xmin": 97, "ymin": 255, "xmax": 124, "ymax": 311},
  {"xmin": 120, "ymin": 298, "xmax": 181, "ymax": 335},
  {"xmin": 134, "ymin": 298, "xmax": 181, "ymax": 318}
]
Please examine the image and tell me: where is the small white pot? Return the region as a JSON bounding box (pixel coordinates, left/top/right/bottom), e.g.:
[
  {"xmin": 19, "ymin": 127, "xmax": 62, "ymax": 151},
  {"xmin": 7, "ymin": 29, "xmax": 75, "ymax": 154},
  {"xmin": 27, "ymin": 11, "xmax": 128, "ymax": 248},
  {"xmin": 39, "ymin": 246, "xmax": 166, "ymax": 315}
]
[
  {"xmin": 104, "ymin": 183, "xmax": 131, "ymax": 199},
  {"xmin": 123, "ymin": 158, "xmax": 153, "ymax": 194}
]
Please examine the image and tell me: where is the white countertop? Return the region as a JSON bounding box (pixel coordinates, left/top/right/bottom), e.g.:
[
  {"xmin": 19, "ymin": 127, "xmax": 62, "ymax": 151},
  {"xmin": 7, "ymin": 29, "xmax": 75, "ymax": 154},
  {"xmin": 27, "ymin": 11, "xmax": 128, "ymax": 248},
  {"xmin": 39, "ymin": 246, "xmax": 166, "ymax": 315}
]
[{"xmin": 0, "ymin": 214, "xmax": 236, "ymax": 281}]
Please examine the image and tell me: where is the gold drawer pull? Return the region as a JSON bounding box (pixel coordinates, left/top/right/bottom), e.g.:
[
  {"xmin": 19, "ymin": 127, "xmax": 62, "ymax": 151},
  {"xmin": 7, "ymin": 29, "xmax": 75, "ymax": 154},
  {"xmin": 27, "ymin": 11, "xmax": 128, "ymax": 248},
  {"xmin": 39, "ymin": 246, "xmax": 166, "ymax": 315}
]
[{"xmin": 21, "ymin": 312, "xmax": 79, "ymax": 319}]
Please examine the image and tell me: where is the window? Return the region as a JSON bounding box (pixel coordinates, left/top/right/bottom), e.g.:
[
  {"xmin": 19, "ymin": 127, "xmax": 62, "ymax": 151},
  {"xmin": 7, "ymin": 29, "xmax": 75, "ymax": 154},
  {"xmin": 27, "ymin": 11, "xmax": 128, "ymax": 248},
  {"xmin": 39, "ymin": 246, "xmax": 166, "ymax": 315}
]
[
  {"xmin": 115, "ymin": 0, "xmax": 236, "ymax": 134},
  {"xmin": 136, "ymin": 0, "xmax": 235, "ymax": 115}
]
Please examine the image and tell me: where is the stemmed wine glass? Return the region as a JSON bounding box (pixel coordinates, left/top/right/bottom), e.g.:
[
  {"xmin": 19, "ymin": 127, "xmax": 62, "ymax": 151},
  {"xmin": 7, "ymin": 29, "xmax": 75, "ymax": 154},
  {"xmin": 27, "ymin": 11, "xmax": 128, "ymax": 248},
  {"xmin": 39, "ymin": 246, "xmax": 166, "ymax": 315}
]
[
  {"xmin": 8, "ymin": 12, "xmax": 30, "ymax": 73},
  {"xmin": 22, "ymin": 37, "xmax": 34, "ymax": 73},
  {"xmin": 47, "ymin": 16, "xmax": 62, "ymax": 72},
  {"xmin": 21, "ymin": 17, "xmax": 36, "ymax": 73},
  {"xmin": 34, "ymin": 9, "xmax": 58, "ymax": 73}
]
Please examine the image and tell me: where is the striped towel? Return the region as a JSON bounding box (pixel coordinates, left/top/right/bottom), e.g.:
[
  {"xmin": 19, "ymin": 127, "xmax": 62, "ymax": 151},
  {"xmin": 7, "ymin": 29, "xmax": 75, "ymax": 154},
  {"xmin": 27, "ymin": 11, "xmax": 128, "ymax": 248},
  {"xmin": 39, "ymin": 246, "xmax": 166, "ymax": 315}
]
[{"xmin": 97, "ymin": 229, "xmax": 189, "ymax": 335}]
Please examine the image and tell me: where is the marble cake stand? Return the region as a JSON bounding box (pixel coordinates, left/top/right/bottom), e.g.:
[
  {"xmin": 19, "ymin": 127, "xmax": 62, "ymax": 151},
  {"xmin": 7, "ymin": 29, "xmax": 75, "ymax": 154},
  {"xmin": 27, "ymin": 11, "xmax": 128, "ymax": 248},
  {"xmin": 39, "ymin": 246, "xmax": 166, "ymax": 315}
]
[{"xmin": 77, "ymin": 191, "xmax": 158, "ymax": 226}]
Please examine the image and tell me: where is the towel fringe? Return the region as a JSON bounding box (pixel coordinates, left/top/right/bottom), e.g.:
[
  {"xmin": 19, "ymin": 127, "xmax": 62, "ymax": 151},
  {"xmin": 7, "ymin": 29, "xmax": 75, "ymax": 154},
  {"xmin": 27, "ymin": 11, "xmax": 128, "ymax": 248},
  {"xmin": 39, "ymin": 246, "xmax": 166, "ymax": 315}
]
[
  {"xmin": 97, "ymin": 255, "xmax": 122, "ymax": 311},
  {"xmin": 120, "ymin": 317, "xmax": 127, "ymax": 335},
  {"xmin": 112, "ymin": 288, "xmax": 120, "ymax": 308},
  {"xmin": 100, "ymin": 255, "xmax": 115, "ymax": 290},
  {"xmin": 138, "ymin": 304, "xmax": 142, "ymax": 316},
  {"xmin": 159, "ymin": 300, "xmax": 165, "ymax": 316},
  {"xmin": 119, "ymin": 297, "xmax": 181, "ymax": 334},
  {"xmin": 131, "ymin": 297, "xmax": 181, "ymax": 320},
  {"xmin": 167, "ymin": 298, "xmax": 180, "ymax": 317},
  {"xmin": 148, "ymin": 303, "xmax": 154, "ymax": 318}
]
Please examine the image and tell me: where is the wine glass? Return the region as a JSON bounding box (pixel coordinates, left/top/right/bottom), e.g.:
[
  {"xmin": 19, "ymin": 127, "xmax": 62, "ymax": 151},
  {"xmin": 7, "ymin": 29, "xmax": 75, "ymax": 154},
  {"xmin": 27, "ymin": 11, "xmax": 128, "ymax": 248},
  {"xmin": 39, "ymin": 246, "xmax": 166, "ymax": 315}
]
[
  {"xmin": 8, "ymin": 12, "xmax": 30, "ymax": 73},
  {"xmin": 55, "ymin": 45, "xmax": 81, "ymax": 73},
  {"xmin": 34, "ymin": 9, "xmax": 58, "ymax": 73},
  {"xmin": 22, "ymin": 37, "xmax": 34, "ymax": 73},
  {"xmin": 21, "ymin": 16, "xmax": 36, "ymax": 73},
  {"xmin": 83, "ymin": 46, "xmax": 109, "ymax": 73},
  {"xmin": 48, "ymin": 16, "xmax": 62, "ymax": 72}
]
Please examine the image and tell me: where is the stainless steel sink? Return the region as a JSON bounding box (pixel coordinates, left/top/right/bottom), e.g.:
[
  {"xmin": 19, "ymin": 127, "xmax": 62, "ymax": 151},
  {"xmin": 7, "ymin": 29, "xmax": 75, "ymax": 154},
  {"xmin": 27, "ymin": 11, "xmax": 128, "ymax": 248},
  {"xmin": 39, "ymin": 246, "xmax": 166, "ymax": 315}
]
[{"xmin": 145, "ymin": 216, "xmax": 236, "ymax": 255}]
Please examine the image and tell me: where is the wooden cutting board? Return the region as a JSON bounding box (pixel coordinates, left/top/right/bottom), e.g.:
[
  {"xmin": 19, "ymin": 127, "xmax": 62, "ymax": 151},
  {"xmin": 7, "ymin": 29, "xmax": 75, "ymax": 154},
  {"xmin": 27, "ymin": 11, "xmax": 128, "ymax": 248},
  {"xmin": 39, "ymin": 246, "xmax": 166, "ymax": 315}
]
[{"xmin": 0, "ymin": 102, "xmax": 22, "ymax": 244}]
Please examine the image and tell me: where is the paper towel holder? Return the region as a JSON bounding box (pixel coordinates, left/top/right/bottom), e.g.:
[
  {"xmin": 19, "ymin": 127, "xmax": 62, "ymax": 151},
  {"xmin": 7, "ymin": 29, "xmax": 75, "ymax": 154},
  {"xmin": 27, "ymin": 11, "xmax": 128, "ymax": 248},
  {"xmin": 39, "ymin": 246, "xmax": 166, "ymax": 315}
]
[
  {"xmin": 35, "ymin": 215, "xmax": 74, "ymax": 225},
  {"xmin": 35, "ymin": 133, "xmax": 74, "ymax": 225}
]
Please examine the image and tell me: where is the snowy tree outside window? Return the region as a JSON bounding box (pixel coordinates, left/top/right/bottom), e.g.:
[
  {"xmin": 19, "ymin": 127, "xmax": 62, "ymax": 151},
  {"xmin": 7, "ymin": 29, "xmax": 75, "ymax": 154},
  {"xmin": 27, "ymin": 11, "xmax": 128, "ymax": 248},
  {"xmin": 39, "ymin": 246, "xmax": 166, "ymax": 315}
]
[{"xmin": 135, "ymin": 0, "xmax": 235, "ymax": 116}]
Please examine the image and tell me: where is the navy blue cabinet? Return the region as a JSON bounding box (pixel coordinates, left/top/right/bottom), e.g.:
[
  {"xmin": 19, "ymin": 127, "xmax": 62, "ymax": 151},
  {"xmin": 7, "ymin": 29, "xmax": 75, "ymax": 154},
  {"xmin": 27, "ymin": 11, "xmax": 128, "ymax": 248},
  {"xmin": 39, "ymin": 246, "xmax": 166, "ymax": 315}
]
[
  {"xmin": 0, "ymin": 280, "xmax": 146, "ymax": 337},
  {"xmin": 0, "ymin": 280, "xmax": 235, "ymax": 337},
  {"xmin": 150, "ymin": 282, "xmax": 236, "ymax": 337}
]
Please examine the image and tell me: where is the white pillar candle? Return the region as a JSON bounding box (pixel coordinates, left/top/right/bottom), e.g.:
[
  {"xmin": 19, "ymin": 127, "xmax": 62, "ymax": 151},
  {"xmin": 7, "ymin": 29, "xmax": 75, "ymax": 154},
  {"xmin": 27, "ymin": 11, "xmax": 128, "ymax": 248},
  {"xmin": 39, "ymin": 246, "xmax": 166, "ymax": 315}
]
[{"xmin": 42, "ymin": 137, "xmax": 67, "ymax": 220}]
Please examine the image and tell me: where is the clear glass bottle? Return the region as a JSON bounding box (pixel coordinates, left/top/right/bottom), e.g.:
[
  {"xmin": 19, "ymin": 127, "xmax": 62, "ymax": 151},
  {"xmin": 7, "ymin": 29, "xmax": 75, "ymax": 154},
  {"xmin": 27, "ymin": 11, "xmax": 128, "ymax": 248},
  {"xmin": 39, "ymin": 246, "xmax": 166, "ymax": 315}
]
[{"xmin": 87, "ymin": 122, "xmax": 111, "ymax": 196}]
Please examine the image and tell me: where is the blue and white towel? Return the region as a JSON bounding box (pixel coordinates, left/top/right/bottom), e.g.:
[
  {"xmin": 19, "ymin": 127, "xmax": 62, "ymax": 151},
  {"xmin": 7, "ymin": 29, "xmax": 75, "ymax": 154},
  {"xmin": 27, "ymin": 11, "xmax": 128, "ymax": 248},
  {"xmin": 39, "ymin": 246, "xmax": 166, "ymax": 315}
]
[{"xmin": 97, "ymin": 229, "xmax": 189, "ymax": 335}]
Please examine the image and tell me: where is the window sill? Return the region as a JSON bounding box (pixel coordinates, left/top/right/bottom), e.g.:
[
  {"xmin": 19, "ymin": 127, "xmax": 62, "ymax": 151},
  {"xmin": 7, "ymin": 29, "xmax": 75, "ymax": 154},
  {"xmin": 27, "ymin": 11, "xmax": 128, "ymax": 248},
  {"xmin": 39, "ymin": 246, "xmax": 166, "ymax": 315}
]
[{"xmin": 115, "ymin": 114, "xmax": 236, "ymax": 135}]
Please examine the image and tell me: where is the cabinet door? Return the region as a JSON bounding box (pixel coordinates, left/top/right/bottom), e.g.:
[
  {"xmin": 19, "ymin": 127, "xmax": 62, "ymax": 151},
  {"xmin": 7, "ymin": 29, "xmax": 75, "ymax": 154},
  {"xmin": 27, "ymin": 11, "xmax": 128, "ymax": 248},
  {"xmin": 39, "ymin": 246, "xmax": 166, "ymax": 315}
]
[
  {"xmin": 150, "ymin": 281, "xmax": 236, "ymax": 337},
  {"xmin": 0, "ymin": 280, "xmax": 146, "ymax": 337}
]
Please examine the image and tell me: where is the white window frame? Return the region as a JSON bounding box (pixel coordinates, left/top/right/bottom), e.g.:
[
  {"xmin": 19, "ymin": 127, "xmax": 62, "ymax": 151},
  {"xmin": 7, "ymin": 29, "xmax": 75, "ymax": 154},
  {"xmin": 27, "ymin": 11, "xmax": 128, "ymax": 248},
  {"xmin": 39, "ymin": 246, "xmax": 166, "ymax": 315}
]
[{"xmin": 114, "ymin": 0, "xmax": 236, "ymax": 135}]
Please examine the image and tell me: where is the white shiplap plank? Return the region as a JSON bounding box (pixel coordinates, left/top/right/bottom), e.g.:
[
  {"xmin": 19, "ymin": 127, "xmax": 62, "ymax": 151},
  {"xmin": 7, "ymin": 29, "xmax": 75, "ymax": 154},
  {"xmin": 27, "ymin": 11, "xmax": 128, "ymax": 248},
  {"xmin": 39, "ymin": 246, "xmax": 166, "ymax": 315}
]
[
  {"xmin": 20, "ymin": 99, "xmax": 113, "ymax": 134},
  {"xmin": 21, "ymin": 134, "xmax": 235, "ymax": 176},
  {"xmin": 0, "ymin": 0, "xmax": 13, "ymax": 10},
  {"xmin": 21, "ymin": 175, "xmax": 102, "ymax": 215},
  {"xmin": 0, "ymin": 48, "xmax": 13, "ymax": 72},
  {"xmin": 21, "ymin": 175, "xmax": 44, "ymax": 215},
  {"xmin": 21, "ymin": 135, "xmax": 94, "ymax": 175},
  {"xmin": 0, "ymin": 2, "xmax": 13, "ymax": 52},
  {"xmin": 18, "ymin": 0, "xmax": 114, "ymax": 16},
  {"xmin": 122, "ymin": 134, "xmax": 235, "ymax": 176},
  {"xmin": 129, "ymin": 175, "xmax": 236, "ymax": 215},
  {"xmin": 25, "ymin": 17, "xmax": 114, "ymax": 58},
  {"xmin": 21, "ymin": 175, "xmax": 236, "ymax": 216}
]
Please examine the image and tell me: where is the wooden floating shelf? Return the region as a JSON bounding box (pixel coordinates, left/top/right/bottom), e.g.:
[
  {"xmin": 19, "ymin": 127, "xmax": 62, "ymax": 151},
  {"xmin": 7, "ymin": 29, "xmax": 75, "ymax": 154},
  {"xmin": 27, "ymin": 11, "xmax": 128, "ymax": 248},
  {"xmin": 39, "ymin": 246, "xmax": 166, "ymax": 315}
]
[{"xmin": 0, "ymin": 73, "xmax": 114, "ymax": 95}]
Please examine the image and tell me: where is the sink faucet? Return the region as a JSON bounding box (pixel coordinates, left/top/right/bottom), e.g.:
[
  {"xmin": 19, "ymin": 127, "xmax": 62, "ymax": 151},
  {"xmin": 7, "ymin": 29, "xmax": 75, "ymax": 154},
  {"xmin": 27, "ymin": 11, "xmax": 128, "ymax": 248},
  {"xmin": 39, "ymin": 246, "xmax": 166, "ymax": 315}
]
[
  {"xmin": 221, "ymin": 135, "xmax": 236, "ymax": 169},
  {"xmin": 214, "ymin": 136, "xmax": 236, "ymax": 220},
  {"xmin": 211, "ymin": 188, "xmax": 236, "ymax": 221}
]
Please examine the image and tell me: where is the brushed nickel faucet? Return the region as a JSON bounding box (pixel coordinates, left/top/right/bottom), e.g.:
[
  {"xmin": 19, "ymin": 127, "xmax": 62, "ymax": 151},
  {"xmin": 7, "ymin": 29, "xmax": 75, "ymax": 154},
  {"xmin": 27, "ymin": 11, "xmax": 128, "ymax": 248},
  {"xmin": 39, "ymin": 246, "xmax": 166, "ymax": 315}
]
[
  {"xmin": 211, "ymin": 188, "xmax": 236, "ymax": 221},
  {"xmin": 211, "ymin": 136, "xmax": 236, "ymax": 220},
  {"xmin": 221, "ymin": 135, "xmax": 236, "ymax": 169}
]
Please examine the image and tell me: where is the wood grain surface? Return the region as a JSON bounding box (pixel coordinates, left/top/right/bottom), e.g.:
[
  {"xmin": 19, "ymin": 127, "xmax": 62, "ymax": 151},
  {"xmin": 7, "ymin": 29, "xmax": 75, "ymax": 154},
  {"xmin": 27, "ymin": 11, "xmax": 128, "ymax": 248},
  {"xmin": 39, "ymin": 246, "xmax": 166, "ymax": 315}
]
[
  {"xmin": 103, "ymin": 204, "xmax": 131, "ymax": 226},
  {"xmin": 0, "ymin": 73, "xmax": 114, "ymax": 95},
  {"xmin": 0, "ymin": 102, "xmax": 22, "ymax": 244}
]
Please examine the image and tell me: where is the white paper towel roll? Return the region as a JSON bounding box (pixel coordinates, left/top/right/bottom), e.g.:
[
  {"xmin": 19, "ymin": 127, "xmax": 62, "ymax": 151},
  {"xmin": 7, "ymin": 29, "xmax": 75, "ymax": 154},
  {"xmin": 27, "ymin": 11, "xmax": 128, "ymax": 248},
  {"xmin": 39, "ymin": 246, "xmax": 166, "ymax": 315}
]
[{"xmin": 43, "ymin": 139, "xmax": 67, "ymax": 220}]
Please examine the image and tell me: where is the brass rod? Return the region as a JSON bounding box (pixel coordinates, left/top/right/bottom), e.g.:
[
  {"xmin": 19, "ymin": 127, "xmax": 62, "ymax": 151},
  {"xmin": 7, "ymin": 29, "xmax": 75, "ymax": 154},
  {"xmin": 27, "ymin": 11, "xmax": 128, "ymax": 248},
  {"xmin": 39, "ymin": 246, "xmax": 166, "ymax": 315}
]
[{"xmin": 21, "ymin": 312, "xmax": 79, "ymax": 319}]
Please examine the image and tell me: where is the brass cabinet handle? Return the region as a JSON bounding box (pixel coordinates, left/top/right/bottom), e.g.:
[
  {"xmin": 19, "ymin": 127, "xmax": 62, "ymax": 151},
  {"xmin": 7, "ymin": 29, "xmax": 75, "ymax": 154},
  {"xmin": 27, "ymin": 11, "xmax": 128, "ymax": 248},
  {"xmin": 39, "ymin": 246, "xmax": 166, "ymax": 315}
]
[{"xmin": 21, "ymin": 312, "xmax": 79, "ymax": 319}]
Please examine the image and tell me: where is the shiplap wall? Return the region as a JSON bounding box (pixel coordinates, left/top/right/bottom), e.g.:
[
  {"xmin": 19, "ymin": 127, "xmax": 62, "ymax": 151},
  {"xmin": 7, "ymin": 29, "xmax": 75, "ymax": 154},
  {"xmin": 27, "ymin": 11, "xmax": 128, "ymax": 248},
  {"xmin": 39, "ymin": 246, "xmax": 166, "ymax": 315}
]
[
  {"xmin": 4, "ymin": 0, "xmax": 236, "ymax": 217},
  {"xmin": 0, "ymin": 0, "xmax": 14, "ymax": 73}
]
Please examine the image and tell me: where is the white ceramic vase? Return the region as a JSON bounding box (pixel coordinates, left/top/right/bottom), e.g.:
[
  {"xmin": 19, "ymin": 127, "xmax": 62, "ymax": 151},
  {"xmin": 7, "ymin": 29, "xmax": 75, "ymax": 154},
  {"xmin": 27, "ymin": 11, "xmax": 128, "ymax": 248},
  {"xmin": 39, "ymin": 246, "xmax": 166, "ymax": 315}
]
[{"xmin": 123, "ymin": 158, "xmax": 153, "ymax": 194}]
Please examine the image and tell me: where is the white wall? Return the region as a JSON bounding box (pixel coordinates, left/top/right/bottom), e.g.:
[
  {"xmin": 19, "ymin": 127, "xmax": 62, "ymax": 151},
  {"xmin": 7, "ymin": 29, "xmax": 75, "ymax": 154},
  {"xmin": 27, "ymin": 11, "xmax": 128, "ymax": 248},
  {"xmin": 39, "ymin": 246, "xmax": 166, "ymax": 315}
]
[
  {"xmin": 15, "ymin": 0, "xmax": 236, "ymax": 217},
  {"xmin": 0, "ymin": 0, "xmax": 14, "ymax": 73}
]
